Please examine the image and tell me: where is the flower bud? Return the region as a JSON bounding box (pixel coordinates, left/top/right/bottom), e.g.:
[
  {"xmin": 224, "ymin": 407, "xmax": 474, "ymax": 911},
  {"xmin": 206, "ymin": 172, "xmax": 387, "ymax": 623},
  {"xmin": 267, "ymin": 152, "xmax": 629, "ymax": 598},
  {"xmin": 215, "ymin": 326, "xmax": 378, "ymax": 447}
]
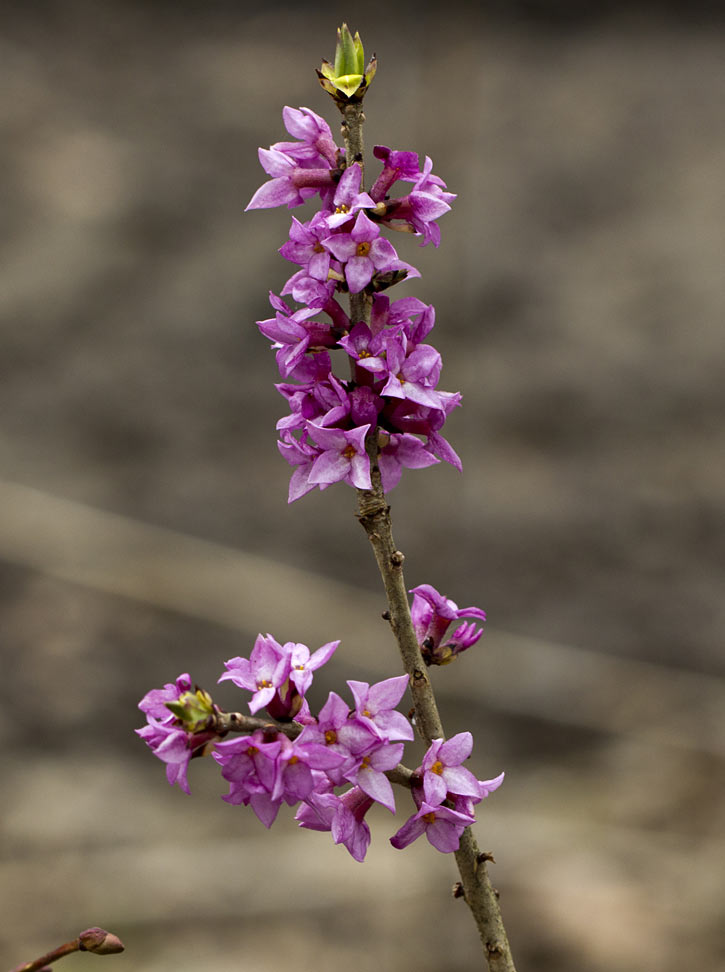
[
  {"xmin": 165, "ymin": 688, "xmax": 215, "ymax": 731},
  {"xmin": 334, "ymin": 23, "xmax": 363, "ymax": 80},
  {"xmin": 78, "ymin": 928, "xmax": 125, "ymax": 955},
  {"xmin": 317, "ymin": 24, "xmax": 377, "ymax": 102}
]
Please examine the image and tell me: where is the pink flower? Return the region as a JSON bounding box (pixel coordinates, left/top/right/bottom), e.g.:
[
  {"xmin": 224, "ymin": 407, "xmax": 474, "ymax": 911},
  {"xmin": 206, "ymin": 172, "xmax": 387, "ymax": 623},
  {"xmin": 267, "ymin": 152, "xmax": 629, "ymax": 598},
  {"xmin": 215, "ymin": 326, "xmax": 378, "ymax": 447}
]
[
  {"xmin": 306, "ymin": 422, "xmax": 372, "ymax": 490},
  {"xmin": 420, "ymin": 733, "xmax": 481, "ymax": 805},
  {"xmin": 409, "ymin": 584, "xmax": 486, "ymax": 665},
  {"xmin": 390, "ymin": 800, "xmax": 475, "ymax": 854},
  {"xmin": 219, "ymin": 634, "xmax": 290, "ymax": 714},
  {"xmin": 322, "ymin": 211, "xmax": 401, "ymax": 293}
]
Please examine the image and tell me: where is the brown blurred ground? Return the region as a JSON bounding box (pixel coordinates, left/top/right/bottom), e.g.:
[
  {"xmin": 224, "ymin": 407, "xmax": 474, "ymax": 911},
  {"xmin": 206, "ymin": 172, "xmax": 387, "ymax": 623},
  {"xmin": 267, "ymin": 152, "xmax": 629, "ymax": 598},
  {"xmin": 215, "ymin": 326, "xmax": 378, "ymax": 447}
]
[{"xmin": 1, "ymin": 2, "xmax": 724, "ymax": 971}]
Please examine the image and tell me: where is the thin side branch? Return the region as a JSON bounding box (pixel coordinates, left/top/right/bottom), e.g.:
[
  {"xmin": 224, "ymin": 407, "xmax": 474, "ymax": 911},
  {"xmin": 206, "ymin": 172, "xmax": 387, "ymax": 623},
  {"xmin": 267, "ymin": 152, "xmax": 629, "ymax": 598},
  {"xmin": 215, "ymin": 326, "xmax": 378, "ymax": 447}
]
[
  {"xmin": 10, "ymin": 929, "xmax": 124, "ymax": 972},
  {"xmin": 212, "ymin": 710, "xmax": 301, "ymax": 739},
  {"xmin": 9, "ymin": 940, "xmax": 77, "ymax": 972}
]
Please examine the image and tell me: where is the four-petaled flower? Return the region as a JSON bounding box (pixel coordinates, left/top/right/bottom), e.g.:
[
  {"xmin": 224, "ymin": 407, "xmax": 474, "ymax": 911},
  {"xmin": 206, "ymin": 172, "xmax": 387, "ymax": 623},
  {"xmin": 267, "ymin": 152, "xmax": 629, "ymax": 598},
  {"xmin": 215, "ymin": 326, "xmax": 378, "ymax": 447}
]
[
  {"xmin": 306, "ymin": 422, "xmax": 372, "ymax": 490},
  {"xmin": 322, "ymin": 211, "xmax": 401, "ymax": 294},
  {"xmin": 219, "ymin": 634, "xmax": 289, "ymax": 714},
  {"xmin": 347, "ymin": 675, "xmax": 414, "ymax": 742},
  {"xmin": 288, "ymin": 640, "xmax": 339, "ymax": 696},
  {"xmin": 420, "ymin": 732, "xmax": 482, "ymax": 805},
  {"xmin": 390, "ymin": 800, "xmax": 475, "ymax": 854}
]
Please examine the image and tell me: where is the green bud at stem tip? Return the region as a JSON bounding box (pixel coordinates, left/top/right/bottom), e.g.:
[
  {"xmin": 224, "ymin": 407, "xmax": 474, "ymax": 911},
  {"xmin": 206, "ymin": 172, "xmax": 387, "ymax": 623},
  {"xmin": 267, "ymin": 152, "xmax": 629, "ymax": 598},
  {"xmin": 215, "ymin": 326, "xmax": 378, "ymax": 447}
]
[{"xmin": 318, "ymin": 24, "xmax": 376, "ymax": 103}]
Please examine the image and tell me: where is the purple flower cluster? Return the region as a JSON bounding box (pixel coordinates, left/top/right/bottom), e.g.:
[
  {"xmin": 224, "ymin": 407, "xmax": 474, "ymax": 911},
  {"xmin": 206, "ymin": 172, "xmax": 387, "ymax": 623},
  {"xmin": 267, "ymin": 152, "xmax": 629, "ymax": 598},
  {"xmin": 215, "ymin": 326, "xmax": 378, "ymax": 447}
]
[
  {"xmin": 248, "ymin": 107, "xmax": 461, "ymax": 501},
  {"xmin": 410, "ymin": 583, "xmax": 487, "ymax": 665},
  {"xmin": 137, "ymin": 591, "xmax": 501, "ymax": 862},
  {"xmin": 391, "ymin": 733, "xmax": 504, "ymax": 853},
  {"xmin": 136, "ymin": 674, "xmax": 218, "ymax": 794}
]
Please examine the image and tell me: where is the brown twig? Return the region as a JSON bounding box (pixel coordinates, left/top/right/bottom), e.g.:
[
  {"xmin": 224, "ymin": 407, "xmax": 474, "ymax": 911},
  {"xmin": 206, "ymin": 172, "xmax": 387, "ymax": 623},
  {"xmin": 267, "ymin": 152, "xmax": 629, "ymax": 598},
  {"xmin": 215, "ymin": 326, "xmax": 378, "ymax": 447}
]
[
  {"xmin": 10, "ymin": 928, "xmax": 124, "ymax": 972},
  {"xmin": 211, "ymin": 709, "xmax": 301, "ymax": 739}
]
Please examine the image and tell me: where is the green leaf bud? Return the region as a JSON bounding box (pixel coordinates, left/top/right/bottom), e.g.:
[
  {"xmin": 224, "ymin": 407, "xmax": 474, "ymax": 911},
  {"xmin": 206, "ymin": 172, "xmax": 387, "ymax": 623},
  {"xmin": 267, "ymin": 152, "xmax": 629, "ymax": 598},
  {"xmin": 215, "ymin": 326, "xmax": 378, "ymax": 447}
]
[
  {"xmin": 166, "ymin": 688, "xmax": 215, "ymax": 731},
  {"xmin": 317, "ymin": 24, "xmax": 375, "ymax": 103}
]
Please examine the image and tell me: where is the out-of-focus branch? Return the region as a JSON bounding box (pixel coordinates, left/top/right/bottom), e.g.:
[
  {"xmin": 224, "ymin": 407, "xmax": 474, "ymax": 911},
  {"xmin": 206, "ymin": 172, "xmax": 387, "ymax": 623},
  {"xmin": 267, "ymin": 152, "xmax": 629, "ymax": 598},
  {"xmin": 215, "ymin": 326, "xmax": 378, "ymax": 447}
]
[{"xmin": 9, "ymin": 928, "xmax": 124, "ymax": 972}]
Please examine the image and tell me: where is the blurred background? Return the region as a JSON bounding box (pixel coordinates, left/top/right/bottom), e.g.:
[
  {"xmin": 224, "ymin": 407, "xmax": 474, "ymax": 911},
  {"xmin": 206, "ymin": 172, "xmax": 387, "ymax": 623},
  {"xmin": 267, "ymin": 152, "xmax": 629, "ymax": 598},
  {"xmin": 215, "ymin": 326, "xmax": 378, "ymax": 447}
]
[{"xmin": 1, "ymin": 1, "xmax": 724, "ymax": 970}]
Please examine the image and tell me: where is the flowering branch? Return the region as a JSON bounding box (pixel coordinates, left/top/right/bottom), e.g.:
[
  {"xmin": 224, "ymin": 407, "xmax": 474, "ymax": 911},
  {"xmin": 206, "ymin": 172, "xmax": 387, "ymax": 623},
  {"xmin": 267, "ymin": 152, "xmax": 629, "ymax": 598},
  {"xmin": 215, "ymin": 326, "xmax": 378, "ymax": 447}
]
[
  {"xmin": 135, "ymin": 22, "xmax": 517, "ymax": 970},
  {"xmin": 9, "ymin": 928, "xmax": 124, "ymax": 972}
]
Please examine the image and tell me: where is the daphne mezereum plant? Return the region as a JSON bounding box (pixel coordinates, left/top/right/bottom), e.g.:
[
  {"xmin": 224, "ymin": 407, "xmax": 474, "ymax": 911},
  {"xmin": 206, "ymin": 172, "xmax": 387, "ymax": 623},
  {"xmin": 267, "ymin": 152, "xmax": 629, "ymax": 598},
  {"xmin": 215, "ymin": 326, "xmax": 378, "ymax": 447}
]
[{"xmin": 136, "ymin": 26, "xmax": 517, "ymax": 971}]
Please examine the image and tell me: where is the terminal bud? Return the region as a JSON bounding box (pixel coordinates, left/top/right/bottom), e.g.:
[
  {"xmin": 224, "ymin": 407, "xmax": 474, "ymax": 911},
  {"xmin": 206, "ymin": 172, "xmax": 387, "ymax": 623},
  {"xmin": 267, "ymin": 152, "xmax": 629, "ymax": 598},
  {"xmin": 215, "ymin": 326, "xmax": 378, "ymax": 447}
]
[
  {"xmin": 78, "ymin": 928, "xmax": 125, "ymax": 955},
  {"xmin": 166, "ymin": 688, "xmax": 215, "ymax": 731},
  {"xmin": 318, "ymin": 24, "xmax": 376, "ymax": 102}
]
